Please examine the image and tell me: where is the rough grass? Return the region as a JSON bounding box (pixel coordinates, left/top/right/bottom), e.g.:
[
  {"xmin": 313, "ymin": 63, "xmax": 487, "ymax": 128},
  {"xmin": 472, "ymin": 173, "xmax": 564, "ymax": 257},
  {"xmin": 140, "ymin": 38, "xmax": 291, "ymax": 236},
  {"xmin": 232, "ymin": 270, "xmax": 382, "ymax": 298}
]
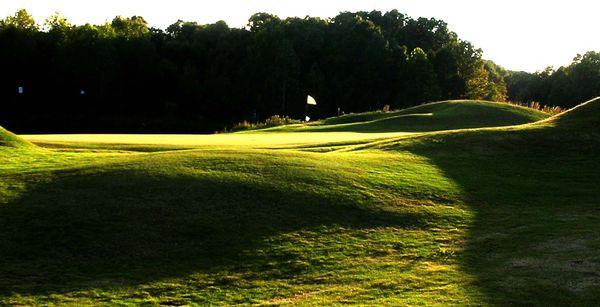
[
  {"xmin": 1, "ymin": 99, "xmax": 599, "ymax": 305},
  {"xmin": 538, "ymin": 96, "xmax": 600, "ymax": 130}
]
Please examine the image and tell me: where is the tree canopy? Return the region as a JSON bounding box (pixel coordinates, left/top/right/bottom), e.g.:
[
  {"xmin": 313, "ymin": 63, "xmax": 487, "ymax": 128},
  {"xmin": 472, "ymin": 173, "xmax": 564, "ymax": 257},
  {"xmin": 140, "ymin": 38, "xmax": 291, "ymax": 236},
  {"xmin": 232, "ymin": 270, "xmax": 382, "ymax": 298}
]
[{"xmin": 505, "ymin": 52, "xmax": 600, "ymax": 108}]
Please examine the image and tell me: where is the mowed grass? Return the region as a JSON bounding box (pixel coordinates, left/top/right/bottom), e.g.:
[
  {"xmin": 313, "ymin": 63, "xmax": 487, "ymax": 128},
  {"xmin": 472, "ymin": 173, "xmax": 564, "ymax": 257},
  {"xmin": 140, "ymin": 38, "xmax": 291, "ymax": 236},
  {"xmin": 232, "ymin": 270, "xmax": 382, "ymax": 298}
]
[
  {"xmin": 1, "ymin": 99, "xmax": 599, "ymax": 305},
  {"xmin": 20, "ymin": 131, "xmax": 412, "ymax": 152},
  {"xmin": 264, "ymin": 100, "xmax": 548, "ymax": 133}
]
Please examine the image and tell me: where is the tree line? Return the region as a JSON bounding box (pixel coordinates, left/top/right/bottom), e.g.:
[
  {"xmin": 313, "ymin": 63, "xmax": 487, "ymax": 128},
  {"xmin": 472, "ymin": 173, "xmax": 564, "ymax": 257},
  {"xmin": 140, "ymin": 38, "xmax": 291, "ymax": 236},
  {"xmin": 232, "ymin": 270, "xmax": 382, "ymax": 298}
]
[
  {"xmin": 505, "ymin": 51, "xmax": 600, "ymax": 109},
  {"xmin": 0, "ymin": 9, "xmax": 596, "ymax": 133}
]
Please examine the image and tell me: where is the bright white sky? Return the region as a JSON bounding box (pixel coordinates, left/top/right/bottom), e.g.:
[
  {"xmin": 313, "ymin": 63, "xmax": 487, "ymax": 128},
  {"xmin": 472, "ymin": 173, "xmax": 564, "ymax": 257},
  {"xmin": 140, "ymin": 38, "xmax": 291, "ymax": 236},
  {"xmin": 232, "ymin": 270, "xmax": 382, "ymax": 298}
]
[{"xmin": 1, "ymin": 0, "xmax": 598, "ymax": 72}]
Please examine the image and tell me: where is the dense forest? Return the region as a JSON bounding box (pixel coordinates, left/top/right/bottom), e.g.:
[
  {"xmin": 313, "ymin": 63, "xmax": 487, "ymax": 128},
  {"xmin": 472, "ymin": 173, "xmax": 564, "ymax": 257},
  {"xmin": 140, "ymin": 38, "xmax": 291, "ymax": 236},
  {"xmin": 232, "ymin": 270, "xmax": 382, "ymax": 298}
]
[{"xmin": 0, "ymin": 9, "xmax": 598, "ymax": 133}]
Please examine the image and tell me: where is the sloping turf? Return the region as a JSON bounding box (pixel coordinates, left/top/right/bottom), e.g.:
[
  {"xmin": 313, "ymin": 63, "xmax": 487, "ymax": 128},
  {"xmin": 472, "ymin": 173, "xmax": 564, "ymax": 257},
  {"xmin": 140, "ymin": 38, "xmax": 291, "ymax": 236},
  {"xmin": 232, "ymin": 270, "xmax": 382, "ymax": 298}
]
[
  {"xmin": 364, "ymin": 97, "xmax": 600, "ymax": 152},
  {"xmin": 539, "ymin": 96, "xmax": 600, "ymax": 130},
  {"xmin": 363, "ymin": 97, "xmax": 600, "ymax": 304},
  {"xmin": 1, "ymin": 99, "xmax": 599, "ymax": 305},
  {"xmin": 0, "ymin": 125, "xmax": 33, "ymax": 148},
  {"xmin": 262, "ymin": 100, "xmax": 549, "ymax": 133}
]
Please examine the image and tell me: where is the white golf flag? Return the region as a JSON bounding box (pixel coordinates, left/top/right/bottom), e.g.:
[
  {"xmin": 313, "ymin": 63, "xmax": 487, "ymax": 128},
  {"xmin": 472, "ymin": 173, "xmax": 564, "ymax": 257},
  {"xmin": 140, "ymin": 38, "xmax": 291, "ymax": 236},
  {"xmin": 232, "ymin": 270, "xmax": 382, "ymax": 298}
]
[{"xmin": 307, "ymin": 95, "xmax": 317, "ymax": 105}]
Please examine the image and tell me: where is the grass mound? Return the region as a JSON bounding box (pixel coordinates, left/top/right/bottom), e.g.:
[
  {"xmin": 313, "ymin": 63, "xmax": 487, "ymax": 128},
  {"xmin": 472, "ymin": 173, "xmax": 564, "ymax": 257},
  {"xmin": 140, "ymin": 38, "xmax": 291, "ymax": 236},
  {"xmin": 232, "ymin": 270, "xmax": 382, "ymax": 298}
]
[
  {"xmin": 265, "ymin": 100, "xmax": 549, "ymax": 133},
  {"xmin": 365, "ymin": 97, "xmax": 600, "ymax": 152},
  {"xmin": 0, "ymin": 126, "xmax": 32, "ymax": 148},
  {"xmin": 540, "ymin": 96, "xmax": 600, "ymax": 130}
]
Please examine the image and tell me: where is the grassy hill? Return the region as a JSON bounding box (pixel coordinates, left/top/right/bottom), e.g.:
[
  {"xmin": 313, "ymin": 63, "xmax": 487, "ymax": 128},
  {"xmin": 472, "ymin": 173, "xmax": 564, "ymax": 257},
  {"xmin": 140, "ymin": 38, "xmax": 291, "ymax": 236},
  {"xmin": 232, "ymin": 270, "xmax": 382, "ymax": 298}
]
[
  {"xmin": 363, "ymin": 97, "xmax": 600, "ymax": 304},
  {"xmin": 540, "ymin": 96, "xmax": 600, "ymax": 130},
  {"xmin": 1, "ymin": 99, "xmax": 599, "ymax": 305},
  {"xmin": 263, "ymin": 100, "xmax": 549, "ymax": 133},
  {"xmin": 0, "ymin": 125, "xmax": 32, "ymax": 148},
  {"xmin": 365, "ymin": 97, "xmax": 600, "ymax": 152}
]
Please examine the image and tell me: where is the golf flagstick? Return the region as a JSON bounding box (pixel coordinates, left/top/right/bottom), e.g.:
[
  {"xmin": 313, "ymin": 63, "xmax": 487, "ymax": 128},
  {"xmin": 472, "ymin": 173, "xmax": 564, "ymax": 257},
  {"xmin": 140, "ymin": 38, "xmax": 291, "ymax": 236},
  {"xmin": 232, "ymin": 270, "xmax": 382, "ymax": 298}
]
[{"xmin": 306, "ymin": 95, "xmax": 317, "ymax": 121}]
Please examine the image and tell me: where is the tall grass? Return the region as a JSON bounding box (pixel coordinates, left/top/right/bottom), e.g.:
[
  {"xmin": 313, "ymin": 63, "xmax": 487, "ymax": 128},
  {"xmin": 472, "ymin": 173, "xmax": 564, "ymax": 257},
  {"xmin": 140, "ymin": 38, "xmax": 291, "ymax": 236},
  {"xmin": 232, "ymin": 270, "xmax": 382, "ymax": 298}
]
[
  {"xmin": 227, "ymin": 115, "xmax": 301, "ymax": 132},
  {"xmin": 504, "ymin": 101, "xmax": 564, "ymax": 115}
]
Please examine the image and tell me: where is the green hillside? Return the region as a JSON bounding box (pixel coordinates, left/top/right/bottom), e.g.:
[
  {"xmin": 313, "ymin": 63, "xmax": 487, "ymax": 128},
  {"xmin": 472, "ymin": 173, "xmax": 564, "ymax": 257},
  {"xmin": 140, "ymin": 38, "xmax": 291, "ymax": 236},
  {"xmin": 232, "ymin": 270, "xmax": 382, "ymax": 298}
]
[
  {"xmin": 0, "ymin": 126, "xmax": 32, "ymax": 148},
  {"xmin": 263, "ymin": 100, "xmax": 549, "ymax": 133},
  {"xmin": 541, "ymin": 96, "xmax": 600, "ymax": 130},
  {"xmin": 367, "ymin": 97, "xmax": 600, "ymax": 152},
  {"xmin": 2, "ymin": 99, "xmax": 599, "ymax": 305},
  {"xmin": 366, "ymin": 97, "xmax": 600, "ymax": 304}
]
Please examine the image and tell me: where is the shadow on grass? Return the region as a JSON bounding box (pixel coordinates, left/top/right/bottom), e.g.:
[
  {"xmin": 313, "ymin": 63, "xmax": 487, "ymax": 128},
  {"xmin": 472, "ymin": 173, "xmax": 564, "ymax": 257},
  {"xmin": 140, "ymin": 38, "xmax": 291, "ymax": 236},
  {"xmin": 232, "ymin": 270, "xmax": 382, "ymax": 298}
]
[
  {"xmin": 0, "ymin": 168, "xmax": 433, "ymax": 297},
  {"xmin": 405, "ymin": 131, "xmax": 600, "ymax": 305}
]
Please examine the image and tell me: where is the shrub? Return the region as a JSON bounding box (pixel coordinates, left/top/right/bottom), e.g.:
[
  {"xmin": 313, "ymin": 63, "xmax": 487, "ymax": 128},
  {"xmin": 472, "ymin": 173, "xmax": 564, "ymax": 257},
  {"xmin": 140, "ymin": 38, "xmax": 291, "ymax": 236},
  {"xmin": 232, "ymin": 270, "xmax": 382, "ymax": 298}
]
[
  {"xmin": 263, "ymin": 115, "xmax": 300, "ymax": 127},
  {"xmin": 504, "ymin": 101, "xmax": 565, "ymax": 116},
  {"xmin": 229, "ymin": 115, "xmax": 301, "ymax": 132}
]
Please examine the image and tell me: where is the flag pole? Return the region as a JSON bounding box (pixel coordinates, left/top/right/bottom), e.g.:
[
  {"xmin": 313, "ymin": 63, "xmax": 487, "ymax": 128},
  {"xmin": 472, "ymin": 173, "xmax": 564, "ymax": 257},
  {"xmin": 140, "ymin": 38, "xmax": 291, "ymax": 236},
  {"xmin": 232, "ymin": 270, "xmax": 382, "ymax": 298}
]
[
  {"xmin": 306, "ymin": 95, "xmax": 317, "ymax": 122},
  {"xmin": 305, "ymin": 101, "xmax": 308, "ymax": 121}
]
